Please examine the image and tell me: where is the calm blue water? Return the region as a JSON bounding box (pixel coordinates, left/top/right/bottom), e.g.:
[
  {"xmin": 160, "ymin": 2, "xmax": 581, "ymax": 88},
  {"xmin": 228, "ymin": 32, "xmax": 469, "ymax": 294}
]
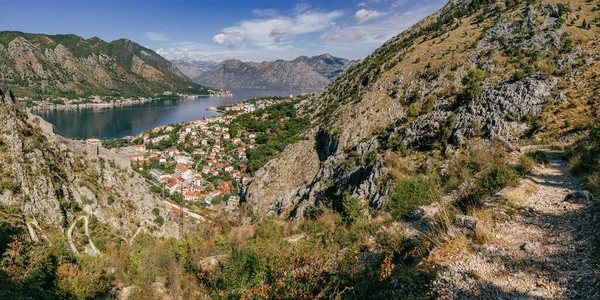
[{"xmin": 34, "ymin": 89, "xmax": 315, "ymax": 139}]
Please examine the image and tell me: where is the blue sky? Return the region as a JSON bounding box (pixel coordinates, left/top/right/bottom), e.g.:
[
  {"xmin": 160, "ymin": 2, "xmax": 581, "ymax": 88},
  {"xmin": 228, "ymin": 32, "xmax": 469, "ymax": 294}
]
[{"xmin": 2, "ymin": 0, "xmax": 447, "ymax": 62}]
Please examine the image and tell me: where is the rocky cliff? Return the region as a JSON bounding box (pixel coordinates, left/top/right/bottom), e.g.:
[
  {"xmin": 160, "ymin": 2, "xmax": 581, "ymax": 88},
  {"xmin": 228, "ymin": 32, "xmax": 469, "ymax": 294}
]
[
  {"xmin": 187, "ymin": 54, "xmax": 357, "ymax": 90},
  {"xmin": 0, "ymin": 85, "xmax": 177, "ymax": 243},
  {"xmin": 0, "ymin": 31, "xmax": 217, "ymax": 99},
  {"xmin": 172, "ymin": 60, "xmax": 218, "ymax": 80},
  {"xmin": 292, "ymin": 54, "xmax": 359, "ymax": 80},
  {"xmin": 245, "ymin": 0, "xmax": 599, "ymax": 218}
]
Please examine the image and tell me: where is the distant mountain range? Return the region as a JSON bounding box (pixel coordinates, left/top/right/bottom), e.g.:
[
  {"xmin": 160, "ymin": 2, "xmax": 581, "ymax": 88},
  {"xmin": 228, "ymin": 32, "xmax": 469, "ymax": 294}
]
[
  {"xmin": 0, "ymin": 31, "xmax": 217, "ymax": 99},
  {"xmin": 173, "ymin": 54, "xmax": 359, "ymax": 91},
  {"xmin": 171, "ymin": 60, "xmax": 218, "ymax": 81}
]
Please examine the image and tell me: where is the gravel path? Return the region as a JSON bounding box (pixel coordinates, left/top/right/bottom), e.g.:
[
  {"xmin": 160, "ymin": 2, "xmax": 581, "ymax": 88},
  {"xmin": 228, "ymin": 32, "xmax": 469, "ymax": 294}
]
[{"xmin": 432, "ymin": 152, "xmax": 598, "ymax": 299}]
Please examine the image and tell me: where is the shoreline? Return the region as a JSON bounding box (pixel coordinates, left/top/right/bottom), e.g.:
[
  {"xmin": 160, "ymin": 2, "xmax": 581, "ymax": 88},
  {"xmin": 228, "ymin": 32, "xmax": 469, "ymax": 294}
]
[{"xmin": 25, "ymin": 91, "xmax": 234, "ymax": 111}]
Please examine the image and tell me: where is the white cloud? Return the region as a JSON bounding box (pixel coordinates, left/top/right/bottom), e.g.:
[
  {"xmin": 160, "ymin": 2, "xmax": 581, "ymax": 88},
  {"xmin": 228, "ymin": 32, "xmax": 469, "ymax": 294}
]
[
  {"xmin": 269, "ymin": 24, "xmax": 295, "ymax": 42},
  {"xmin": 212, "ymin": 9, "xmax": 344, "ymax": 48},
  {"xmin": 320, "ymin": 4, "xmax": 437, "ymax": 45},
  {"xmin": 354, "ymin": 9, "xmax": 385, "ymax": 24},
  {"xmin": 294, "ymin": 3, "xmax": 311, "ymax": 12},
  {"xmin": 213, "ymin": 32, "xmax": 244, "ymax": 48},
  {"xmin": 252, "ymin": 9, "xmax": 279, "ymax": 17},
  {"xmin": 157, "ymin": 41, "xmax": 311, "ymax": 62},
  {"xmin": 156, "ymin": 0, "xmax": 447, "ymax": 62},
  {"xmin": 144, "ymin": 32, "xmax": 169, "ymax": 41}
]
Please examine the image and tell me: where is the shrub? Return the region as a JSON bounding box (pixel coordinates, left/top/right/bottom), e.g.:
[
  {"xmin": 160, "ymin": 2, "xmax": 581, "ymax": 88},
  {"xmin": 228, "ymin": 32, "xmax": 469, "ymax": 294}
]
[
  {"xmin": 0, "ymin": 179, "xmax": 19, "ymax": 194},
  {"xmin": 305, "ymin": 204, "xmax": 323, "ymax": 220},
  {"xmin": 456, "ymin": 69, "xmax": 486, "ymax": 106},
  {"xmin": 341, "ymin": 192, "xmax": 363, "ymax": 224},
  {"xmin": 56, "ymin": 263, "xmax": 108, "ymax": 299},
  {"xmin": 569, "ymin": 127, "xmax": 600, "ymax": 192},
  {"xmin": 153, "ymin": 216, "xmax": 164, "ymax": 227},
  {"xmin": 516, "ymin": 155, "xmax": 536, "ymax": 175},
  {"xmin": 363, "ymin": 150, "xmax": 378, "ymax": 167},
  {"xmin": 407, "ymin": 102, "xmax": 423, "ymax": 117},
  {"xmin": 511, "ymin": 70, "xmax": 526, "ymax": 82},
  {"xmin": 385, "ymin": 175, "xmax": 440, "ymax": 219},
  {"xmin": 459, "ymin": 164, "xmax": 520, "ymax": 210},
  {"xmin": 478, "ymin": 164, "xmax": 520, "ymax": 193},
  {"xmin": 526, "ymin": 151, "xmax": 549, "ymax": 165},
  {"xmin": 219, "ymin": 247, "xmax": 271, "ymax": 294}
]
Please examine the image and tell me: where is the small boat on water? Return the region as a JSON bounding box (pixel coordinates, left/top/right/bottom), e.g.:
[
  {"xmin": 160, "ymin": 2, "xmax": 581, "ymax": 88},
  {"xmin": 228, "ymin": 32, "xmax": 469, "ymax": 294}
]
[{"xmin": 206, "ymin": 106, "xmax": 218, "ymax": 112}]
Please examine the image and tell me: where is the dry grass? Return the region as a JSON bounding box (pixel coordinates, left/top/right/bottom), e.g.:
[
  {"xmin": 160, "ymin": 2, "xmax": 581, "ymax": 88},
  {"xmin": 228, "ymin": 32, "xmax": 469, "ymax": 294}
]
[
  {"xmin": 539, "ymin": 0, "xmax": 600, "ymax": 139},
  {"xmin": 469, "ymin": 209, "xmax": 494, "ymax": 245},
  {"xmin": 427, "ymin": 234, "xmax": 472, "ymax": 265},
  {"xmin": 504, "ymin": 180, "xmax": 539, "ymax": 209},
  {"xmin": 386, "ymin": 152, "xmax": 429, "ymax": 181}
]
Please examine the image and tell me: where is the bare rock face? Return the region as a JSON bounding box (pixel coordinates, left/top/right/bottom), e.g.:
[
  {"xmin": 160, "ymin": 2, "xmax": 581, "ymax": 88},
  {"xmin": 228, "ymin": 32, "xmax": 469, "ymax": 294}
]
[
  {"xmin": 172, "ymin": 60, "xmax": 218, "ymax": 80},
  {"xmin": 403, "ymin": 76, "xmax": 556, "ymax": 148},
  {"xmin": 478, "ymin": 5, "xmax": 563, "ymax": 53},
  {"xmin": 292, "ymin": 54, "xmax": 359, "ymax": 80},
  {"xmin": 246, "ymin": 129, "xmax": 391, "ymax": 218},
  {"xmin": 245, "ymin": 131, "xmax": 321, "ymax": 217},
  {"xmin": 455, "ymin": 76, "xmax": 556, "ymax": 142},
  {"xmin": 0, "ymin": 86, "xmax": 177, "ymax": 238}
]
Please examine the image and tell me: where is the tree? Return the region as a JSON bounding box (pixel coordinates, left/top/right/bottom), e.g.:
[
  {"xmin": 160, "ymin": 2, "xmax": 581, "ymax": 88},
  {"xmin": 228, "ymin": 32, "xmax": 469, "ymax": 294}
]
[
  {"xmin": 341, "ymin": 192, "xmax": 363, "ymax": 224},
  {"xmin": 456, "ymin": 69, "xmax": 486, "ymax": 106}
]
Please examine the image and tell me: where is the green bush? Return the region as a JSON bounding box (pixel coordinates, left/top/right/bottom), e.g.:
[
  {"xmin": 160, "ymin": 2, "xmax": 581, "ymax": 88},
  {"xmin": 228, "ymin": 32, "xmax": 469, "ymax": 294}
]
[
  {"xmin": 363, "ymin": 150, "xmax": 378, "ymax": 167},
  {"xmin": 459, "ymin": 164, "xmax": 520, "ymax": 210},
  {"xmin": 516, "ymin": 155, "xmax": 536, "ymax": 175},
  {"xmin": 153, "ymin": 216, "xmax": 164, "ymax": 227},
  {"xmin": 341, "ymin": 192, "xmax": 363, "ymax": 224},
  {"xmin": 385, "ymin": 175, "xmax": 440, "ymax": 219},
  {"xmin": 569, "ymin": 126, "xmax": 600, "ymax": 192},
  {"xmin": 456, "ymin": 69, "xmax": 486, "ymax": 106},
  {"xmin": 0, "ymin": 179, "xmax": 19, "ymax": 194},
  {"xmin": 478, "ymin": 164, "xmax": 519, "ymax": 193},
  {"xmin": 526, "ymin": 151, "xmax": 549, "ymax": 165},
  {"xmin": 219, "ymin": 247, "xmax": 271, "ymax": 294}
]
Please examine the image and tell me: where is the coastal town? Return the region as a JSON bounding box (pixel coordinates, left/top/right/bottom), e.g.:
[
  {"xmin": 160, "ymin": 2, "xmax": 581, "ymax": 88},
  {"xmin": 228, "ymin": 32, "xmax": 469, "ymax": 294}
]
[
  {"xmin": 103, "ymin": 96, "xmax": 296, "ymax": 217},
  {"xmin": 22, "ymin": 90, "xmax": 234, "ymax": 110}
]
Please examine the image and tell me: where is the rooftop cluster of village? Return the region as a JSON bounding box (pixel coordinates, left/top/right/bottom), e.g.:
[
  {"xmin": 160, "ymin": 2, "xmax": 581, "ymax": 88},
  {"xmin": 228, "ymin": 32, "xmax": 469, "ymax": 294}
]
[{"xmin": 104, "ymin": 96, "xmax": 296, "ymax": 214}]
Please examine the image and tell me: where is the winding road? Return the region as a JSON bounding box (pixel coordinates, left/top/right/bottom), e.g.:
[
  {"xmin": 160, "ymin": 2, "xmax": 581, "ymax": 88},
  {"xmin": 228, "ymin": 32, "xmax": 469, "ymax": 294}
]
[{"xmin": 67, "ymin": 215, "xmax": 100, "ymax": 256}]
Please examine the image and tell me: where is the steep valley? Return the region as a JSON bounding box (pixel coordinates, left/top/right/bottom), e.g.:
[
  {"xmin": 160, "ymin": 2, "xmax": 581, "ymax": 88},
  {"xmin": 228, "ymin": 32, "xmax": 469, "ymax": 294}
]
[{"xmin": 1, "ymin": 0, "xmax": 600, "ymax": 298}]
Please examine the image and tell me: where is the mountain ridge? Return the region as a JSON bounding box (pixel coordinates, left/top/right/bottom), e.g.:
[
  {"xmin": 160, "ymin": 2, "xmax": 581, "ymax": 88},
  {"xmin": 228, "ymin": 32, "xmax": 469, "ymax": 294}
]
[
  {"xmin": 244, "ymin": 0, "xmax": 599, "ymax": 218},
  {"xmin": 0, "ymin": 31, "xmax": 218, "ymax": 100},
  {"xmin": 173, "ymin": 54, "xmax": 358, "ymax": 91}
]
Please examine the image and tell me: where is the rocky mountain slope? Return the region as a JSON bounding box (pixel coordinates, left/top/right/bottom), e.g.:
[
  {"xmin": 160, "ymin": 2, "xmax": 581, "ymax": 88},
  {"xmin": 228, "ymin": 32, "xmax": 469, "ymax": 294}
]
[
  {"xmin": 0, "ymin": 31, "xmax": 217, "ymax": 100},
  {"xmin": 171, "ymin": 60, "xmax": 217, "ymax": 80},
  {"xmin": 183, "ymin": 54, "xmax": 357, "ymax": 90},
  {"xmin": 245, "ymin": 0, "xmax": 599, "ymax": 218},
  {"xmin": 0, "ymin": 85, "xmax": 177, "ymax": 249},
  {"xmin": 292, "ymin": 54, "xmax": 358, "ymax": 80}
]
